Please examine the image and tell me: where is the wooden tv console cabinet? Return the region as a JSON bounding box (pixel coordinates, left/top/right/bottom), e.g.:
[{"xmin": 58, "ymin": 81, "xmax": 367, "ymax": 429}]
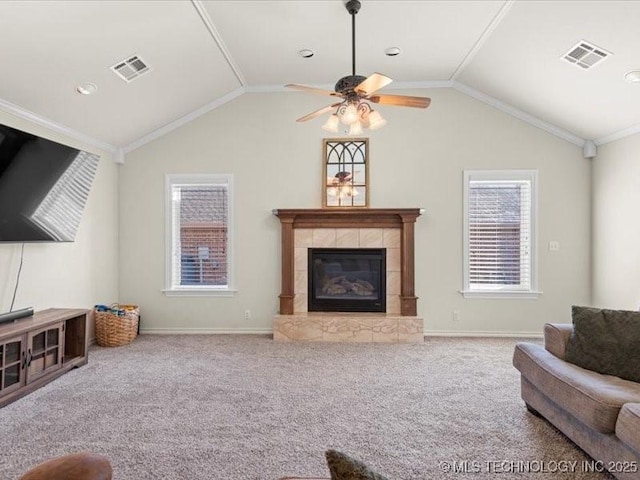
[{"xmin": 0, "ymin": 308, "xmax": 89, "ymax": 408}]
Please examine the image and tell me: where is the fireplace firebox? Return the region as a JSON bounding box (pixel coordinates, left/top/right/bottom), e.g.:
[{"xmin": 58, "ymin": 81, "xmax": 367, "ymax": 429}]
[{"xmin": 308, "ymin": 248, "xmax": 386, "ymax": 313}]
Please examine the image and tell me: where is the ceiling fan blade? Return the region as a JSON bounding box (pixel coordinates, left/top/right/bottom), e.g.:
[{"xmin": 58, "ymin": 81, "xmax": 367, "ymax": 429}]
[
  {"xmin": 285, "ymin": 84, "xmax": 341, "ymax": 97},
  {"xmin": 355, "ymin": 73, "xmax": 393, "ymax": 96},
  {"xmin": 296, "ymin": 103, "xmax": 343, "ymax": 122},
  {"xmin": 368, "ymin": 94, "xmax": 431, "ymax": 109}
]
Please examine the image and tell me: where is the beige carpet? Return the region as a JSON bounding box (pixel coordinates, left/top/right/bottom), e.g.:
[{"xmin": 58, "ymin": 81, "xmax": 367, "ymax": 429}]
[{"xmin": 0, "ymin": 335, "xmax": 613, "ymax": 479}]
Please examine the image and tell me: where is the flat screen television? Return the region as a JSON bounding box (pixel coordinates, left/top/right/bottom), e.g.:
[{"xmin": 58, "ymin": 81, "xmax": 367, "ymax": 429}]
[{"xmin": 0, "ymin": 123, "xmax": 100, "ymax": 242}]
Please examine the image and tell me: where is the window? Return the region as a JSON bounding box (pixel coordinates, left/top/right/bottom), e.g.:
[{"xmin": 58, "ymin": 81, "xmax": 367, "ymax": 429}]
[
  {"xmin": 164, "ymin": 174, "xmax": 235, "ymax": 296},
  {"xmin": 462, "ymin": 170, "xmax": 539, "ymax": 298}
]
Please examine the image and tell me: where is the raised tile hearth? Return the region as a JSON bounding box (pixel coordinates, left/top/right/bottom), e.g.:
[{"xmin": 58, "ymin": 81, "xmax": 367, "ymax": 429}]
[
  {"xmin": 274, "ymin": 313, "xmax": 423, "ymax": 343},
  {"xmin": 273, "ymin": 209, "xmax": 423, "ymax": 343}
]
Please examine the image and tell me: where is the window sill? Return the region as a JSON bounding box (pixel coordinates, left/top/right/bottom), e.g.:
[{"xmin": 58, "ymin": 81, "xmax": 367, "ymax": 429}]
[
  {"xmin": 162, "ymin": 288, "xmax": 238, "ymax": 297},
  {"xmin": 460, "ymin": 290, "xmax": 542, "ymax": 299}
]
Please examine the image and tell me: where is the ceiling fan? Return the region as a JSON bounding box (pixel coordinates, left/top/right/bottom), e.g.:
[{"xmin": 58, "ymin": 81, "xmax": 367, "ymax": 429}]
[{"xmin": 285, "ymin": 0, "xmax": 431, "ymax": 134}]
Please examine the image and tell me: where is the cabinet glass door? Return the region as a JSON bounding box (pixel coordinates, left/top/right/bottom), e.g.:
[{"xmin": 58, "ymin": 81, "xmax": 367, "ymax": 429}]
[
  {"xmin": 27, "ymin": 325, "xmax": 63, "ymax": 382},
  {"xmin": 0, "ymin": 336, "xmax": 26, "ymax": 396}
]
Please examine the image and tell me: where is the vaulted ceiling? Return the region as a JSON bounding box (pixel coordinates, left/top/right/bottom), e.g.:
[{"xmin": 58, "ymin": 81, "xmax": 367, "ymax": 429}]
[{"xmin": 1, "ymin": 0, "xmax": 639, "ymax": 158}]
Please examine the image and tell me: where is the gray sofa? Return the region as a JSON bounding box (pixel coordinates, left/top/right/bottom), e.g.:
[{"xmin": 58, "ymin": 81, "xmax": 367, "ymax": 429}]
[{"xmin": 513, "ymin": 323, "xmax": 640, "ymax": 480}]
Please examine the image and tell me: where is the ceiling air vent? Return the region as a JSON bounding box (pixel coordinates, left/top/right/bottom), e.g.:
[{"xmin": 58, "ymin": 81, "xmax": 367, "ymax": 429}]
[
  {"xmin": 562, "ymin": 41, "xmax": 611, "ymax": 70},
  {"xmin": 111, "ymin": 55, "xmax": 150, "ymax": 82}
]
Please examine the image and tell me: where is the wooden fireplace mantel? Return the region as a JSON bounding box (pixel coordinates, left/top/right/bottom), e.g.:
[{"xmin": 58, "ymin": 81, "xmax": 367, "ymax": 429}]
[{"xmin": 274, "ymin": 208, "xmax": 422, "ymax": 316}]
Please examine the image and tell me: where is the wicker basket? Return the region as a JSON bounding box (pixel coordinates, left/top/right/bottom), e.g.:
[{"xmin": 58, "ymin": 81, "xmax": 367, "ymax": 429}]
[{"xmin": 95, "ymin": 304, "xmax": 139, "ymax": 347}]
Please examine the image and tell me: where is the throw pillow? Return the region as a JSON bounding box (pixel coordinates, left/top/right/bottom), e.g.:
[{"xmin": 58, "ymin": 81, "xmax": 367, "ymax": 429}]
[
  {"xmin": 565, "ymin": 305, "xmax": 640, "ymax": 383},
  {"xmin": 325, "ymin": 450, "xmax": 389, "ymax": 480}
]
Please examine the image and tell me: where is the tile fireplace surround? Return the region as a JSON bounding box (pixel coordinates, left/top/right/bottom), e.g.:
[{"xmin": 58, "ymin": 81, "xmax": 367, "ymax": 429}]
[{"xmin": 273, "ymin": 209, "xmax": 424, "ymax": 343}]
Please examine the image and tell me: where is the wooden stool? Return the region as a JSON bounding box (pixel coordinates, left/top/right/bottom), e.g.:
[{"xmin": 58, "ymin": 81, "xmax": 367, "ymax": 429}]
[{"xmin": 19, "ymin": 452, "xmax": 112, "ymax": 480}]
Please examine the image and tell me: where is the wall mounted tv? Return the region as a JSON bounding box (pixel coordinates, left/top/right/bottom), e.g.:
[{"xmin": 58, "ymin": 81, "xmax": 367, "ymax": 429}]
[{"xmin": 0, "ymin": 123, "xmax": 100, "ymax": 242}]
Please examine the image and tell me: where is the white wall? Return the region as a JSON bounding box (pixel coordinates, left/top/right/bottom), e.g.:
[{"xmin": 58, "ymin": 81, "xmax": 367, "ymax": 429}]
[
  {"xmin": 119, "ymin": 88, "xmax": 591, "ymax": 335},
  {"xmin": 0, "ymin": 112, "xmax": 119, "ymax": 338},
  {"xmin": 593, "ymin": 133, "xmax": 640, "ymax": 310}
]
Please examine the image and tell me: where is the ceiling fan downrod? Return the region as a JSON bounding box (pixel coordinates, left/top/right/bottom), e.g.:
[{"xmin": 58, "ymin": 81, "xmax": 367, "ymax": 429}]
[
  {"xmin": 334, "ymin": 0, "xmax": 365, "ymax": 96},
  {"xmin": 346, "ymin": 0, "xmax": 361, "ymax": 76}
]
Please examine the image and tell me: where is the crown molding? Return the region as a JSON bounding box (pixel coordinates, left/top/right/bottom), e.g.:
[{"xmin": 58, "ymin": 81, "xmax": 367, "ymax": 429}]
[
  {"xmin": 450, "ymin": 0, "xmax": 515, "ymax": 80},
  {"xmin": 0, "ymin": 97, "xmax": 120, "ymax": 160},
  {"xmin": 191, "ymin": 0, "xmax": 246, "ymax": 86},
  {"xmin": 124, "ymin": 87, "xmax": 245, "ymax": 154},
  {"xmin": 113, "ymin": 148, "xmax": 125, "ymax": 164},
  {"xmin": 451, "ymin": 81, "xmax": 586, "ymax": 147},
  {"xmin": 593, "ymin": 124, "xmax": 640, "ymax": 146}
]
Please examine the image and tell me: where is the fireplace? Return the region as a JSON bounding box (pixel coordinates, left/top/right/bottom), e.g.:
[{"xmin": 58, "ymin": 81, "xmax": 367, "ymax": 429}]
[
  {"xmin": 272, "ymin": 209, "xmax": 424, "ymax": 343},
  {"xmin": 308, "ymin": 248, "xmax": 386, "ymax": 312}
]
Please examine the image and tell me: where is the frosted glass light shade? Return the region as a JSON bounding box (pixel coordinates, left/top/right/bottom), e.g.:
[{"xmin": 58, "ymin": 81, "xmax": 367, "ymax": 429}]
[
  {"xmin": 322, "ymin": 114, "xmax": 340, "ymax": 132},
  {"xmin": 349, "ymin": 120, "xmax": 363, "ymax": 135},
  {"xmin": 367, "ymin": 110, "xmax": 387, "ymax": 130},
  {"xmin": 341, "ymin": 104, "xmax": 359, "ymax": 125}
]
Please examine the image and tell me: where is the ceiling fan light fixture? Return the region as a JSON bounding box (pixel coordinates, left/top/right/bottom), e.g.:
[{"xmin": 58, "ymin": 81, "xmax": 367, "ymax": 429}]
[
  {"xmin": 285, "ymin": 0, "xmax": 429, "ymax": 132},
  {"xmin": 367, "ymin": 109, "xmax": 387, "ymax": 130},
  {"xmin": 322, "ymin": 114, "xmax": 340, "ymax": 132}
]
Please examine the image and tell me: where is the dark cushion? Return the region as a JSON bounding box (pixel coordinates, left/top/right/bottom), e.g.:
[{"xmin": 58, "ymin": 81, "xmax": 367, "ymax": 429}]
[
  {"xmin": 325, "ymin": 450, "xmax": 388, "ymax": 480},
  {"xmin": 565, "ymin": 306, "xmax": 640, "ymax": 383}
]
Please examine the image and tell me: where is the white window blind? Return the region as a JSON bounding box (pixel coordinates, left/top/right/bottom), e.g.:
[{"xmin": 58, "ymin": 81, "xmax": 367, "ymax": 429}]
[
  {"xmin": 463, "ymin": 171, "xmax": 538, "ymax": 298},
  {"xmin": 30, "ymin": 150, "xmax": 100, "ymax": 241},
  {"xmin": 165, "ymin": 174, "xmax": 234, "ymax": 295}
]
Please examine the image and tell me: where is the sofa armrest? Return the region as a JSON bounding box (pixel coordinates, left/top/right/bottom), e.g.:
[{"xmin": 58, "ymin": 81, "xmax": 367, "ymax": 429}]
[
  {"xmin": 544, "ymin": 323, "xmax": 573, "ymax": 360},
  {"xmin": 19, "ymin": 452, "xmax": 112, "ymax": 480}
]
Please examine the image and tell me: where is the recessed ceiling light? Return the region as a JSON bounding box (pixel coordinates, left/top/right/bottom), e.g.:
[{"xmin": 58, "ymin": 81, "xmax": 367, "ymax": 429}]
[
  {"xmin": 76, "ymin": 82, "xmax": 98, "ymax": 95},
  {"xmin": 385, "ymin": 47, "xmax": 401, "ymax": 57},
  {"xmin": 298, "ymin": 49, "xmax": 314, "ymax": 58},
  {"xmin": 624, "ymin": 70, "xmax": 640, "ymax": 83}
]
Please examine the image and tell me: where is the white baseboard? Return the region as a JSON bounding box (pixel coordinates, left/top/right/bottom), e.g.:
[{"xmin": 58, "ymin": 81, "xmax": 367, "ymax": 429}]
[
  {"xmin": 426, "ymin": 330, "xmax": 542, "ymax": 338},
  {"xmin": 139, "ymin": 328, "xmax": 273, "ymax": 335},
  {"xmin": 138, "ymin": 328, "xmax": 541, "ymax": 338}
]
